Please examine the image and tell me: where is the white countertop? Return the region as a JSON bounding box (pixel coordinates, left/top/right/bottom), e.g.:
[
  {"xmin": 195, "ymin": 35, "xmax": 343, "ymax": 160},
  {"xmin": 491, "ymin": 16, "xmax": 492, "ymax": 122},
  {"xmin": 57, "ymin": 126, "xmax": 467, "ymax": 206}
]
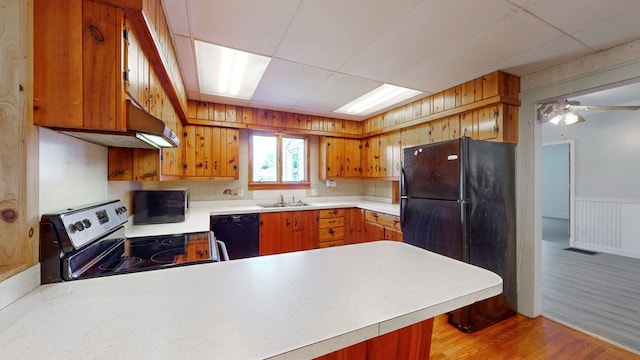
[
  {"xmin": 125, "ymin": 199, "xmax": 400, "ymax": 238},
  {"xmin": 0, "ymin": 241, "xmax": 501, "ymax": 359}
]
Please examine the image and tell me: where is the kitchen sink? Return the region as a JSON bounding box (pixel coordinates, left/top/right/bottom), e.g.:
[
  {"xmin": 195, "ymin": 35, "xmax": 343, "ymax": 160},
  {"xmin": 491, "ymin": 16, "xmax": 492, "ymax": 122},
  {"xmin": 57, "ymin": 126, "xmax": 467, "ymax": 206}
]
[{"xmin": 258, "ymin": 202, "xmax": 310, "ymax": 208}]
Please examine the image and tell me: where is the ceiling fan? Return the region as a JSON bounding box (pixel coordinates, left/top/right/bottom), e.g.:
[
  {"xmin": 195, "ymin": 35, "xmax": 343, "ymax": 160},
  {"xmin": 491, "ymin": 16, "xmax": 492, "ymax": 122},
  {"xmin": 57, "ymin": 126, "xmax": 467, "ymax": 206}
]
[{"xmin": 537, "ymin": 99, "xmax": 640, "ymax": 126}]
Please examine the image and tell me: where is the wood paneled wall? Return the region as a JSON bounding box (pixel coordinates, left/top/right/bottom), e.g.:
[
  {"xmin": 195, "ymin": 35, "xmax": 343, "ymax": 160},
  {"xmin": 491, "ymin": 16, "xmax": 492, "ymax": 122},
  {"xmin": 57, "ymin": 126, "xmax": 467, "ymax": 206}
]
[{"xmin": 0, "ymin": 0, "xmax": 39, "ymax": 281}]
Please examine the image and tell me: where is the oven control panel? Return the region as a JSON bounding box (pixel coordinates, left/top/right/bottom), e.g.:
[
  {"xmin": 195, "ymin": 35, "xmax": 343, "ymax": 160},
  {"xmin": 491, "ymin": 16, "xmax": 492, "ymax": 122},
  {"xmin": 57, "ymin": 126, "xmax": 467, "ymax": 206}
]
[{"xmin": 60, "ymin": 200, "xmax": 129, "ymax": 250}]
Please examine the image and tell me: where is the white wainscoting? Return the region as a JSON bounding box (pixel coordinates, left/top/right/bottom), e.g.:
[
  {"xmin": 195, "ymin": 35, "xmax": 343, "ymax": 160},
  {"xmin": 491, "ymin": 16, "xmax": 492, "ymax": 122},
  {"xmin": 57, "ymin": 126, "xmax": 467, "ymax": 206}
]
[{"xmin": 574, "ymin": 198, "xmax": 640, "ymax": 259}]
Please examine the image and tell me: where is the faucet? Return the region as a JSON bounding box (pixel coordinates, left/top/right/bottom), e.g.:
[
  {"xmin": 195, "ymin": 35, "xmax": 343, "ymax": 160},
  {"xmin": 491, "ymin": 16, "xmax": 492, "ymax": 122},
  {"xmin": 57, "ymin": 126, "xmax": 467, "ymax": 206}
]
[{"xmin": 279, "ymin": 194, "xmax": 284, "ymax": 204}]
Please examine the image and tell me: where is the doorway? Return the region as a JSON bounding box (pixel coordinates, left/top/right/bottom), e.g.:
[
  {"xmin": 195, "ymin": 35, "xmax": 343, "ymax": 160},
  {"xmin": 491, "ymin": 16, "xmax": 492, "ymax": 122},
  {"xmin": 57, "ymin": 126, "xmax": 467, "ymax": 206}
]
[{"xmin": 541, "ymin": 141, "xmax": 574, "ymax": 248}]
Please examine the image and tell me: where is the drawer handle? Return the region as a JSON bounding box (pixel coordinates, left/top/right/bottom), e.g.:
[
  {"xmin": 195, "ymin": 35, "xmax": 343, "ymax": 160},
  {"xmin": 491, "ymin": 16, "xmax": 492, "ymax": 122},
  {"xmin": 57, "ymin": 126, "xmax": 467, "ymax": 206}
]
[{"xmin": 89, "ymin": 24, "xmax": 104, "ymax": 43}]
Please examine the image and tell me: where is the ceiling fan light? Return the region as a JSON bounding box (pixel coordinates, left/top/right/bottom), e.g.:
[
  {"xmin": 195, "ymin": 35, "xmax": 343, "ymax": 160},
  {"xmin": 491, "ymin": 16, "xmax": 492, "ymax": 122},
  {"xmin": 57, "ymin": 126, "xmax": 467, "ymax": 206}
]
[
  {"xmin": 563, "ymin": 112, "xmax": 585, "ymax": 125},
  {"xmin": 548, "ymin": 114, "xmax": 563, "ymax": 125}
]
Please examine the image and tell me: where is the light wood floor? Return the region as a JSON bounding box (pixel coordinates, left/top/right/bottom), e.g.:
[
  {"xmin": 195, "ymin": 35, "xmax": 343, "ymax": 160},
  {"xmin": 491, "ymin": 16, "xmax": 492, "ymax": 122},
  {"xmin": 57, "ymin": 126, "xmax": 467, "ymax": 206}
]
[
  {"xmin": 542, "ymin": 217, "xmax": 640, "ymax": 352},
  {"xmin": 430, "ymin": 314, "xmax": 640, "ymax": 359}
]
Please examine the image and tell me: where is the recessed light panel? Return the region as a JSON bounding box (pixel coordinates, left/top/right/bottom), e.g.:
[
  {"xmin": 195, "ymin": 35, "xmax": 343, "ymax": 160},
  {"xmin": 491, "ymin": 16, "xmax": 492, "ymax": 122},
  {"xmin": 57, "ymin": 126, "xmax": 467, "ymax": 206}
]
[
  {"xmin": 195, "ymin": 40, "xmax": 271, "ymax": 100},
  {"xmin": 334, "ymin": 84, "xmax": 422, "ymax": 116}
]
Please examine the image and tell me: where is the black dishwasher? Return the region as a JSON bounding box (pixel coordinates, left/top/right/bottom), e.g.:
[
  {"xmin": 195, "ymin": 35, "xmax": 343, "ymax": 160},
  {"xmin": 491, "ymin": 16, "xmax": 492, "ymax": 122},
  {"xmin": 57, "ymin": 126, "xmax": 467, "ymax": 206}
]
[{"xmin": 210, "ymin": 214, "xmax": 259, "ymax": 260}]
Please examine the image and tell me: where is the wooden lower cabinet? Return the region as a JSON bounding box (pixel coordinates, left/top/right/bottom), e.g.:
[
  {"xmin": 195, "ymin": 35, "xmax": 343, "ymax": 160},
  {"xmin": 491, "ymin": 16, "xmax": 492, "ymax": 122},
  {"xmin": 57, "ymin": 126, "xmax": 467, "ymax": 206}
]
[
  {"xmin": 346, "ymin": 208, "xmax": 365, "ymax": 244},
  {"xmin": 314, "ymin": 318, "xmax": 434, "ymax": 360},
  {"xmin": 259, "ymin": 211, "xmax": 318, "ymax": 255},
  {"xmin": 318, "ymin": 209, "xmax": 346, "ymax": 248},
  {"xmin": 363, "ymin": 210, "xmax": 403, "ymax": 242}
]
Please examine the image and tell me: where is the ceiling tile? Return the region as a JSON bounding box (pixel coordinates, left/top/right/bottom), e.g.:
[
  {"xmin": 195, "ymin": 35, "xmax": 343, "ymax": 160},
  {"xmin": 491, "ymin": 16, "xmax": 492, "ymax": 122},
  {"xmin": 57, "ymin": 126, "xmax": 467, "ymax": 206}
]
[
  {"xmin": 396, "ymin": 11, "xmax": 565, "ymax": 92},
  {"xmin": 162, "ymin": 0, "xmax": 190, "ymax": 36},
  {"xmin": 251, "ymin": 59, "xmax": 331, "ymax": 107},
  {"xmin": 498, "ymin": 36, "xmax": 592, "ymax": 76},
  {"xmin": 275, "ymin": 0, "xmax": 422, "ymax": 70},
  {"xmin": 187, "ymin": 0, "xmax": 301, "ymax": 56},
  {"xmin": 516, "ymin": 0, "xmax": 640, "ymax": 35},
  {"xmin": 295, "ymin": 73, "xmax": 381, "ymax": 114},
  {"xmin": 571, "ymin": 6, "xmax": 640, "ymax": 50},
  {"xmin": 340, "ymin": 0, "xmax": 515, "ymax": 87}
]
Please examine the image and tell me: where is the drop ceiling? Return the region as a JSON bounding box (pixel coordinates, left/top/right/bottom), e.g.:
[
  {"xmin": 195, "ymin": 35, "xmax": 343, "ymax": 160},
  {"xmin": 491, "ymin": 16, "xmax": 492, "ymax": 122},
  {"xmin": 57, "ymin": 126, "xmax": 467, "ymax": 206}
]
[{"xmin": 163, "ymin": 0, "xmax": 640, "ymax": 121}]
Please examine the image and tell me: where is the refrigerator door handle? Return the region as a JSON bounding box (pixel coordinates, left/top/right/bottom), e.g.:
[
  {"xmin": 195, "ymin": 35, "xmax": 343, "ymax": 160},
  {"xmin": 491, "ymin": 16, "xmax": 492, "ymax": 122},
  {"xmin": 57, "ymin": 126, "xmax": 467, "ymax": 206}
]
[{"xmin": 400, "ymin": 165, "xmax": 407, "ymax": 197}]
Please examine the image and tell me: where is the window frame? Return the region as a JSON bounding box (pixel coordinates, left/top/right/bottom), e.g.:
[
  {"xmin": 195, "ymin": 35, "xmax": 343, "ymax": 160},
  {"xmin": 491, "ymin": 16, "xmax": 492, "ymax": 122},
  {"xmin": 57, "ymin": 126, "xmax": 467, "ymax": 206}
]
[{"xmin": 248, "ymin": 131, "xmax": 310, "ymax": 190}]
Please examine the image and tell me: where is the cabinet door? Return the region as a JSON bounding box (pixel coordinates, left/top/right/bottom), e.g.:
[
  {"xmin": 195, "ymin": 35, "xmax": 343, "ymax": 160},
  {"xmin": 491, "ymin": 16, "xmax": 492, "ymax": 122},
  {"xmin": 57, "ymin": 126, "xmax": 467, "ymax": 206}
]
[
  {"xmin": 82, "ymin": 1, "xmax": 124, "ymax": 131},
  {"xmin": 221, "ymin": 128, "xmax": 239, "ymax": 178},
  {"xmin": 390, "ymin": 131, "xmax": 402, "ymax": 178},
  {"xmin": 194, "ymin": 126, "xmax": 210, "ymax": 177},
  {"xmin": 259, "ymin": 212, "xmax": 282, "ymax": 255},
  {"xmin": 385, "ymin": 228, "xmax": 403, "ymax": 242},
  {"xmin": 370, "ymin": 135, "xmax": 381, "ymax": 177},
  {"xmin": 478, "ymin": 105, "xmax": 501, "ymax": 141},
  {"xmin": 460, "ymin": 111, "xmax": 478, "ymax": 139},
  {"xmin": 292, "ymin": 211, "xmax": 318, "ymax": 251},
  {"xmin": 281, "ymin": 212, "xmax": 294, "ymax": 253},
  {"xmin": 449, "ymin": 115, "xmax": 460, "ymax": 140},
  {"xmin": 346, "ymin": 208, "xmax": 365, "ymax": 244},
  {"xmin": 360, "ymin": 138, "xmax": 371, "ymax": 178},
  {"xmin": 325, "ymin": 137, "xmax": 342, "ymax": 178},
  {"xmin": 378, "ymin": 133, "xmax": 391, "ymax": 178},
  {"xmin": 344, "ymin": 139, "xmax": 361, "ymax": 178},
  {"xmin": 148, "ymin": 68, "xmax": 163, "ymax": 118},
  {"xmin": 209, "ymin": 127, "xmax": 222, "ymax": 177},
  {"xmin": 364, "ymin": 222, "xmax": 385, "ymax": 242},
  {"xmin": 124, "ymin": 23, "xmax": 149, "ymax": 109},
  {"xmin": 132, "ymin": 149, "xmax": 159, "ymax": 181}
]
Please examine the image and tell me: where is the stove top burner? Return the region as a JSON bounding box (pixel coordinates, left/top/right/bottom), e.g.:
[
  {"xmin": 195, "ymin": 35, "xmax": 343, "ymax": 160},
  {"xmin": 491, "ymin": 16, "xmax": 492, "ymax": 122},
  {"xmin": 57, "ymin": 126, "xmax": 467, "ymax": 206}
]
[
  {"xmin": 151, "ymin": 248, "xmax": 185, "ymax": 264},
  {"xmin": 98, "ymin": 257, "xmax": 143, "ymax": 271},
  {"xmin": 127, "ymin": 238, "xmax": 158, "ymax": 247}
]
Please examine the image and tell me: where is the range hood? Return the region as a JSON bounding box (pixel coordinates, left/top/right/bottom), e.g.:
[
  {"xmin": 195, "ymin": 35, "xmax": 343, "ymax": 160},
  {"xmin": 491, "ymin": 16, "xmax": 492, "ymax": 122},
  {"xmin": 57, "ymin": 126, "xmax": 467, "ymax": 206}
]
[{"xmin": 61, "ymin": 101, "xmax": 180, "ymax": 149}]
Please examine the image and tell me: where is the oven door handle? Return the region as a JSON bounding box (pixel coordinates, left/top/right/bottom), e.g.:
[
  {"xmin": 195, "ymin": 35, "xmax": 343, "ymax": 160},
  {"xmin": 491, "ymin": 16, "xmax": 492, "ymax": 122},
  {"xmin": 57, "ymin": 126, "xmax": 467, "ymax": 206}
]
[{"xmin": 216, "ymin": 240, "xmax": 230, "ymax": 261}]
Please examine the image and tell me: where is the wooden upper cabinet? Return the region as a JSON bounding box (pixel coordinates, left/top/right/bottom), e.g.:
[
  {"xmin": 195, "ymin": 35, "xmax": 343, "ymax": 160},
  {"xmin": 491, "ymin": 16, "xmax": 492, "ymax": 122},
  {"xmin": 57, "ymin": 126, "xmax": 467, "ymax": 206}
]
[
  {"xmin": 182, "ymin": 125, "xmax": 239, "ymax": 180},
  {"xmin": 459, "ymin": 104, "xmax": 517, "ymax": 143},
  {"xmin": 34, "ymin": 0, "xmax": 125, "ymax": 131},
  {"xmin": 319, "ymin": 137, "xmax": 362, "ymax": 179}
]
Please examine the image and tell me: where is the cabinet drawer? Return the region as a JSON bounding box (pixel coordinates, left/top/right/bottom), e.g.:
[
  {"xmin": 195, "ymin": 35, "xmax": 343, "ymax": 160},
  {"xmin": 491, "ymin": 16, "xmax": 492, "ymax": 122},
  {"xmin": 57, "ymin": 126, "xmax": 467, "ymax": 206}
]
[
  {"xmin": 318, "ymin": 217, "xmax": 345, "ymax": 229},
  {"xmin": 319, "ymin": 208, "xmax": 346, "ymax": 218},
  {"xmin": 319, "ymin": 240, "xmax": 345, "ymax": 248},
  {"xmin": 319, "ymin": 227, "xmax": 345, "ymax": 242},
  {"xmin": 364, "ymin": 211, "xmax": 401, "ymax": 231}
]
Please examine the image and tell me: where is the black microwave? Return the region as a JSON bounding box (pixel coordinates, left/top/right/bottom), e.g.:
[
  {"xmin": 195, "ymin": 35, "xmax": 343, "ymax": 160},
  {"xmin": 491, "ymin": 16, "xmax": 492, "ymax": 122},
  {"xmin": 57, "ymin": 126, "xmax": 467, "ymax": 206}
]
[{"xmin": 133, "ymin": 189, "xmax": 189, "ymax": 224}]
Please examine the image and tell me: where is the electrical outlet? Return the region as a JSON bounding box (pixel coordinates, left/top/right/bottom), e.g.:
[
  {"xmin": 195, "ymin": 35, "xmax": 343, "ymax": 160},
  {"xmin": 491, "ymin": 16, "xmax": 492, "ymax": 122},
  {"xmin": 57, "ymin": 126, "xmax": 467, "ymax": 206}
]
[
  {"xmin": 311, "ymin": 188, "xmax": 318, "ymax": 196},
  {"xmin": 238, "ymin": 189, "xmax": 244, "ymax": 197}
]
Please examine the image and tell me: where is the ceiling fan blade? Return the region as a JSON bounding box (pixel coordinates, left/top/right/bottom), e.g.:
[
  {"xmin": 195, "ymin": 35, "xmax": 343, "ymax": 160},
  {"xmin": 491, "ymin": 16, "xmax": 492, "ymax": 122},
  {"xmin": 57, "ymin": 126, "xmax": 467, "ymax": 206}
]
[{"xmin": 568, "ymin": 105, "xmax": 640, "ymax": 111}]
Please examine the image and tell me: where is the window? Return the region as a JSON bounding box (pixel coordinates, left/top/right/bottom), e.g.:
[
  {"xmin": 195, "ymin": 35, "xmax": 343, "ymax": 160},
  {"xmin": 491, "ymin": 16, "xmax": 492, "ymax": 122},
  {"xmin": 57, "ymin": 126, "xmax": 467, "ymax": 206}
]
[{"xmin": 249, "ymin": 132, "xmax": 309, "ymax": 189}]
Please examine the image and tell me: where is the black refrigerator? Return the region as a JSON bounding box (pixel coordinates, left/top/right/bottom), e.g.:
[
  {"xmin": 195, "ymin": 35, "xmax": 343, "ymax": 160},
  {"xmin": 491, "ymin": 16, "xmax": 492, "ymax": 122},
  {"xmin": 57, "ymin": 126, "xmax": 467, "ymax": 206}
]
[{"xmin": 400, "ymin": 137, "xmax": 517, "ymax": 333}]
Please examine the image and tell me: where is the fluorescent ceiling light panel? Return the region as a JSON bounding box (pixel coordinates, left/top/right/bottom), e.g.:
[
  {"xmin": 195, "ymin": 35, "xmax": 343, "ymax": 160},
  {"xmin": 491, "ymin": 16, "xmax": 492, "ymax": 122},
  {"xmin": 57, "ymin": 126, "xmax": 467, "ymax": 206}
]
[
  {"xmin": 195, "ymin": 40, "xmax": 271, "ymax": 100},
  {"xmin": 334, "ymin": 84, "xmax": 422, "ymax": 116}
]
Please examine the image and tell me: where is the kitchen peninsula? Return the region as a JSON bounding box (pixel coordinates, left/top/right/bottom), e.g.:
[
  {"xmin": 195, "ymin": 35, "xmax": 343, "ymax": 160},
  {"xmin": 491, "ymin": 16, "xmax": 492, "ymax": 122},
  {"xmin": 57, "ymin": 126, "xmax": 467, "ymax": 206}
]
[{"xmin": 0, "ymin": 241, "xmax": 501, "ymax": 359}]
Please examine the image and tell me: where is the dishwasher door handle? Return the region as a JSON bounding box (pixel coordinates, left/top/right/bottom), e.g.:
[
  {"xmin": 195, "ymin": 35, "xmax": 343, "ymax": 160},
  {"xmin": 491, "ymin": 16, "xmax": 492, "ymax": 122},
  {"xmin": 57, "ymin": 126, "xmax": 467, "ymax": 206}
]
[{"xmin": 216, "ymin": 240, "xmax": 230, "ymax": 261}]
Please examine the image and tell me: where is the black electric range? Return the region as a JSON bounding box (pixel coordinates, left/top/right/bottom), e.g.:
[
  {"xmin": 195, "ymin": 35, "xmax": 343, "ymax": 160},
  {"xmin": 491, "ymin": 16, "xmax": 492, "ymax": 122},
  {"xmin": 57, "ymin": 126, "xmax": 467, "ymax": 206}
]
[{"xmin": 40, "ymin": 200, "xmax": 228, "ymax": 284}]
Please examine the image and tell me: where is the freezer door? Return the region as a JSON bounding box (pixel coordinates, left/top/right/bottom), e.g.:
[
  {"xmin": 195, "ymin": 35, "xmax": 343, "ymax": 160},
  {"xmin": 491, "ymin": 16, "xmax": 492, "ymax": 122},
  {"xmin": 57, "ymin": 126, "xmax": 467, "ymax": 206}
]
[
  {"xmin": 401, "ymin": 197, "xmax": 467, "ymax": 262},
  {"xmin": 402, "ymin": 139, "xmax": 462, "ymax": 200}
]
